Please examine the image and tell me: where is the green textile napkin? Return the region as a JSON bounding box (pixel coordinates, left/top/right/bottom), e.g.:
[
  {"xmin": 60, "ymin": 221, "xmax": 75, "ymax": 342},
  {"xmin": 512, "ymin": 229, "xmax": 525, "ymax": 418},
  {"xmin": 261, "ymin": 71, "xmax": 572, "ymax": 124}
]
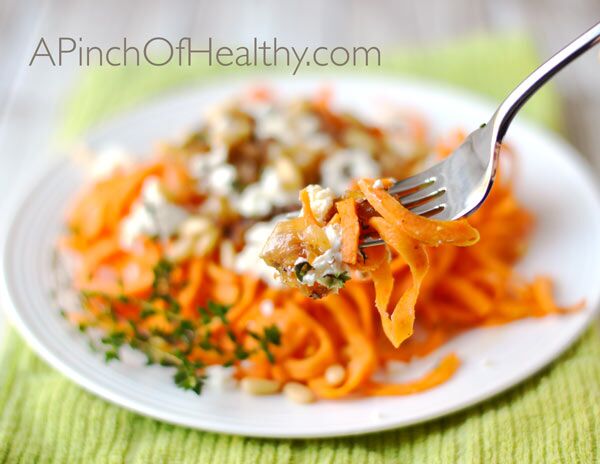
[{"xmin": 2, "ymin": 35, "xmax": 599, "ymax": 463}]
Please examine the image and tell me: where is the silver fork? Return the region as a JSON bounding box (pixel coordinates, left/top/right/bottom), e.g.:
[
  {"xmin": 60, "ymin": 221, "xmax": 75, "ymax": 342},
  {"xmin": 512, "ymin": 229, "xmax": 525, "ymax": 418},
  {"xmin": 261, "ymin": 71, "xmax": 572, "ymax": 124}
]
[{"xmin": 361, "ymin": 21, "xmax": 600, "ymax": 248}]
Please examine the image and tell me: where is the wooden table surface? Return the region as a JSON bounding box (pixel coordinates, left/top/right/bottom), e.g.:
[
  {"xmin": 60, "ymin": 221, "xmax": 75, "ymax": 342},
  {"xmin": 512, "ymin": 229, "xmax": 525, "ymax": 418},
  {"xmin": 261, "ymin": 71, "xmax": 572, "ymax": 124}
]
[{"xmin": 0, "ymin": 0, "xmax": 599, "ymax": 333}]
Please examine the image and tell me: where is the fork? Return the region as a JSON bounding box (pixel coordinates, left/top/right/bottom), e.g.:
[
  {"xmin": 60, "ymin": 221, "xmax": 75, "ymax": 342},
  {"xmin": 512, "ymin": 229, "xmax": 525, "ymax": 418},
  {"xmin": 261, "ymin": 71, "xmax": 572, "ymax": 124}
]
[{"xmin": 361, "ymin": 21, "xmax": 600, "ymax": 248}]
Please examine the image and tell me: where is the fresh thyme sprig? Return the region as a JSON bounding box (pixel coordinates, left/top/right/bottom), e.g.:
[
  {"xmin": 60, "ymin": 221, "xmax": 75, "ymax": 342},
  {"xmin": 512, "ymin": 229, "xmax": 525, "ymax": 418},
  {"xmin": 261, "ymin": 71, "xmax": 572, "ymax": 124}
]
[
  {"xmin": 248, "ymin": 324, "xmax": 282, "ymax": 364},
  {"xmin": 100, "ymin": 331, "xmax": 126, "ymax": 362},
  {"xmin": 173, "ymin": 356, "xmax": 206, "ymax": 395},
  {"xmin": 72, "ymin": 260, "xmax": 282, "ymax": 395}
]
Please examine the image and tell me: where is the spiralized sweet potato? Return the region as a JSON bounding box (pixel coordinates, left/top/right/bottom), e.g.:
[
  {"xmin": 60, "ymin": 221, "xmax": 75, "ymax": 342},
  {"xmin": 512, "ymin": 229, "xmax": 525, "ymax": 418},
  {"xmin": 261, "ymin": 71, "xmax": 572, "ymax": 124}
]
[{"xmin": 61, "ymin": 95, "xmax": 578, "ymax": 402}]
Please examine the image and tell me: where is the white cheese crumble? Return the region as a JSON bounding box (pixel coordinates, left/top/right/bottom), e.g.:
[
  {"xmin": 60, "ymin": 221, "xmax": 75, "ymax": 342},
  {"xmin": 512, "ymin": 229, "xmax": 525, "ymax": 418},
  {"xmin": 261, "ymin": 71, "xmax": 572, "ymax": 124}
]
[
  {"xmin": 373, "ymin": 179, "xmax": 385, "ymax": 189},
  {"xmin": 119, "ymin": 177, "xmax": 189, "ymax": 249},
  {"xmin": 255, "ymin": 109, "xmax": 321, "ymax": 146},
  {"xmin": 301, "ymin": 184, "xmax": 335, "ymax": 225},
  {"xmin": 90, "ymin": 145, "xmax": 132, "ymax": 180},
  {"xmin": 234, "ymin": 217, "xmax": 285, "ymax": 287},
  {"xmin": 204, "ymin": 365, "xmax": 237, "ymax": 390},
  {"xmin": 235, "ymin": 183, "xmax": 273, "ymax": 218},
  {"xmin": 255, "ymin": 110, "xmax": 292, "ymax": 143},
  {"xmin": 234, "ymin": 167, "xmax": 297, "ymax": 218},
  {"xmin": 320, "ymin": 148, "xmax": 381, "ymax": 195},
  {"xmin": 298, "ymin": 223, "xmax": 349, "ymax": 290},
  {"xmin": 188, "ymin": 147, "xmax": 238, "ymax": 196}
]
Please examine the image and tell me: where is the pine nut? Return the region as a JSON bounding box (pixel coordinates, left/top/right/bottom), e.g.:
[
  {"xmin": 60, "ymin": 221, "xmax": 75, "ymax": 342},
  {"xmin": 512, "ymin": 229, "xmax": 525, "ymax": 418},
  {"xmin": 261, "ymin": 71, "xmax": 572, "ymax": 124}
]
[
  {"xmin": 240, "ymin": 378, "xmax": 280, "ymax": 395},
  {"xmin": 283, "ymin": 382, "xmax": 316, "ymax": 404},
  {"xmin": 179, "ymin": 216, "xmax": 213, "ymax": 237},
  {"xmin": 274, "ymin": 157, "xmax": 302, "ymax": 190},
  {"xmin": 324, "ymin": 364, "xmax": 346, "ymax": 387},
  {"xmin": 344, "ymin": 128, "xmax": 377, "ymax": 154},
  {"xmin": 193, "ymin": 227, "xmax": 219, "ymax": 256},
  {"xmin": 219, "ymin": 239, "xmax": 236, "ymax": 269},
  {"xmin": 166, "ymin": 236, "xmax": 194, "ymax": 262}
]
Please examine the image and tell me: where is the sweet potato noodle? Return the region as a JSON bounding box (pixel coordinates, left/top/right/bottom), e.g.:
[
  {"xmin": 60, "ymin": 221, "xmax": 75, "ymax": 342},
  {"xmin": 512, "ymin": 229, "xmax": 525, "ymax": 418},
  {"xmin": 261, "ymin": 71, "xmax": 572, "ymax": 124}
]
[{"xmin": 60, "ymin": 90, "xmax": 578, "ymax": 400}]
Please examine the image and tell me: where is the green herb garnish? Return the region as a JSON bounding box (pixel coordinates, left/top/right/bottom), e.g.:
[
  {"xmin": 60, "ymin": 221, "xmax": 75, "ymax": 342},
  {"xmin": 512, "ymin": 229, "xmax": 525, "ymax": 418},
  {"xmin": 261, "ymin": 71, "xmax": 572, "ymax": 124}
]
[
  {"xmin": 173, "ymin": 356, "xmax": 206, "ymax": 395},
  {"xmin": 248, "ymin": 324, "xmax": 282, "ymax": 364},
  {"xmin": 72, "ymin": 255, "xmax": 280, "ymax": 395},
  {"xmin": 294, "ymin": 261, "xmax": 313, "ymax": 282},
  {"xmin": 100, "ymin": 331, "xmax": 127, "ymax": 362},
  {"xmin": 320, "ymin": 272, "xmax": 351, "ymax": 290}
]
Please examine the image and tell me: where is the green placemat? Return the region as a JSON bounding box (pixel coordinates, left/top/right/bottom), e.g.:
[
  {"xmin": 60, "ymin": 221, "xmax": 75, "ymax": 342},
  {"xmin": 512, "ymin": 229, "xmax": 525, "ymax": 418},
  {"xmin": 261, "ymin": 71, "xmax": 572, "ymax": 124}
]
[{"xmin": 2, "ymin": 35, "xmax": 599, "ymax": 464}]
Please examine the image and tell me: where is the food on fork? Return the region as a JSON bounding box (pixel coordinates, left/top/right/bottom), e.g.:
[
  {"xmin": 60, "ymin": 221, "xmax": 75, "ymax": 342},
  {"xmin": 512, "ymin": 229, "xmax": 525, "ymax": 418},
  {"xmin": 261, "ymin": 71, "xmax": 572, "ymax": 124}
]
[
  {"xmin": 59, "ymin": 88, "xmax": 577, "ymax": 401},
  {"xmin": 261, "ymin": 180, "xmax": 479, "ymax": 346}
]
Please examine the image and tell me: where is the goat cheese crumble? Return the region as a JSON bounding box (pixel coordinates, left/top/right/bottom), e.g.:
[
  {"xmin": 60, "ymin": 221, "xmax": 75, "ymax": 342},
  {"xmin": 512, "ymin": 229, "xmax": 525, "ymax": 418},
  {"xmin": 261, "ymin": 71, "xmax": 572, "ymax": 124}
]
[
  {"xmin": 90, "ymin": 145, "xmax": 132, "ymax": 180},
  {"xmin": 119, "ymin": 177, "xmax": 189, "ymax": 249},
  {"xmin": 234, "ymin": 217, "xmax": 286, "ymax": 287},
  {"xmin": 320, "ymin": 148, "xmax": 381, "ymax": 195},
  {"xmin": 301, "ymin": 184, "xmax": 336, "ymax": 224},
  {"xmin": 296, "ymin": 223, "xmax": 349, "ymax": 290},
  {"xmin": 235, "ymin": 167, "xmax": 297, "ymax": 218},
  {"xmin": 188, "ymin": 147, "xmax": 238, "ymax": 196}
]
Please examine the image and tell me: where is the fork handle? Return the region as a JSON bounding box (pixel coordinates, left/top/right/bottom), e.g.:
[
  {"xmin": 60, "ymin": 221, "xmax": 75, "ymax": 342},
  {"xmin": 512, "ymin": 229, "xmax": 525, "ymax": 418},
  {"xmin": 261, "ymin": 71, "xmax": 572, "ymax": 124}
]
[{"xmin": 494, "ymin": 22, "xmax": 600, "ymax": 142}]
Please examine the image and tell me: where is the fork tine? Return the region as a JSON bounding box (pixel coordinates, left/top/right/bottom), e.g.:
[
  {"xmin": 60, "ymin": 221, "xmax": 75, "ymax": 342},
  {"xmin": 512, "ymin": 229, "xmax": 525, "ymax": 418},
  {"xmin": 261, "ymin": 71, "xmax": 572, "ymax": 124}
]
[
  {"xmin": 358, "ymin": 180, "xmax": 446, "ymax": 248},
  {"xmin": 388, "ymin": 172, "xmax": 436, "ymax": 196},
  {"xmin": 359, "ymin": 236, "xmax": 384, "ymax": 248},
  {"xmin": 400, "ymin": 186, "xmax": 446, "ymax": 208},
  {"xmin": 410, "ymin": 202, "xmax": 446, "ymax": 217},
  {"xmin": 358, "ymin": 199, "xmax": 447, "ymax": 248}
]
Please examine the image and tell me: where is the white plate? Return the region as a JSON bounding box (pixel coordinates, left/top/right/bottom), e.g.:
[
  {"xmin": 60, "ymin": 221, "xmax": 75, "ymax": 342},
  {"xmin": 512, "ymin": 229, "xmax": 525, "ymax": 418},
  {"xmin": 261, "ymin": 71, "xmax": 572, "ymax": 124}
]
[{"xmin": 2, "ymin": 76, "xmax": 600, "ymax": 439}]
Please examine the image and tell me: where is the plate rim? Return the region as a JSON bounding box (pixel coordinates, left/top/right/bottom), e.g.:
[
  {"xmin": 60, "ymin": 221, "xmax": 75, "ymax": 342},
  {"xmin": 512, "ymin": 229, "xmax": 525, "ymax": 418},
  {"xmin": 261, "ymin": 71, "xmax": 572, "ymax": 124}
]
[{"xmin": 2, "ymin": 75, "xmax": 600, "ymax": 439}]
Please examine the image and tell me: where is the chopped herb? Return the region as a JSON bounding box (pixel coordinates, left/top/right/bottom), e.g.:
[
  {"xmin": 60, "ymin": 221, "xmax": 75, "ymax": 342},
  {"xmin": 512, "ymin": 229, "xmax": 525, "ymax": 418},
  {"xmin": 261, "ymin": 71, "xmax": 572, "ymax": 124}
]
[
  {"xmin": 207, "ymin": 301, "xmax": 230, "ymax": 323},
  {"xmin": 320, "ymin": 272, "xmax": 350, "ymax": 290},
  {"xmin": 105, "ymin": 350, "xmax": 120, "ymax": 362},
  {"xmin": 198, "ymin": 329, "xmax": 223, "ymax": 354},
  {"xmin": 226, "ymin": 329, "xmax": 237, "ymax": 342},
  {"xmin": 174, "ymin": 319, "xmax": 195, "ymax": 334},
  {"xmin": 72, "ymin": 274, "xmax": 257, "ymax": 394},
  {"xmin": 173, "ymin": 357, "xmax": 206, "ymax": 395},
  {"xmin": 151, "ymin": 259, "xmax": 174, "ymax": 298},
  {"xmin": 263, "ymin": 325, "xmax": 282, "ymax": 346},
  {"xmin": 294, "ymin": 261, "xmax": 313, "ymax": 282},
  {"xmin": 198, "ymin": 307, "xmax": 212, "ymax": 325},
  {"xmin": 140, "ymin": 309, "xmax": 156, "ymax": 319},
  {"xmin": 248, "ymin": 324, "xmax": 282, "ymax": 364},
  {"xmin": 100, "ymin": 331, "xmax": 127, "ymax": 362},
  {"xmin": 117, "ymin": 294, "xmax": 131, "ymax": 304},
  {"xmin": 127, "ymin": 320, "xmax": 142, "ymax": 337},
  {"xmin": 101, "ymin": 331, "xmax": 126, "ymax": 350},
  {"xmin": 234, "ymin": 344, "xmax": 250, "ymax": 361}
]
